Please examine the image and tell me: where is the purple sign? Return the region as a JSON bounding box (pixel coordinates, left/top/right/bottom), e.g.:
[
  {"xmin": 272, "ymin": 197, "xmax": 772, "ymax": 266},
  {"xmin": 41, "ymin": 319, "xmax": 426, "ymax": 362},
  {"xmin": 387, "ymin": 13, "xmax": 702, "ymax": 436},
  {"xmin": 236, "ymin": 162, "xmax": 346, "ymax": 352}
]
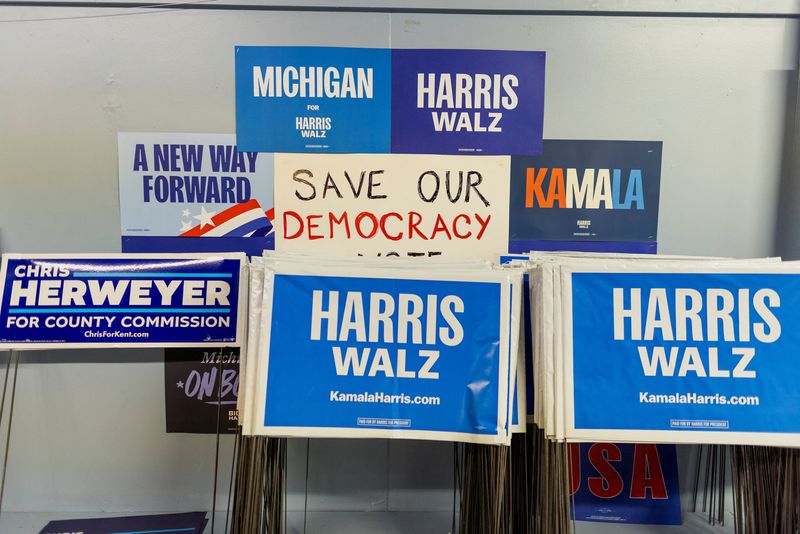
[
  {"xmin": 390, "ymin": 49, "xmax": 545, "ymax": 156},
  {"xmin": 165, "ymin": 347, "xmax": 240, "ymax": 434},
  {"xmin": 39, "ymin": 512, "xmax": 207, "ymax": 534}
]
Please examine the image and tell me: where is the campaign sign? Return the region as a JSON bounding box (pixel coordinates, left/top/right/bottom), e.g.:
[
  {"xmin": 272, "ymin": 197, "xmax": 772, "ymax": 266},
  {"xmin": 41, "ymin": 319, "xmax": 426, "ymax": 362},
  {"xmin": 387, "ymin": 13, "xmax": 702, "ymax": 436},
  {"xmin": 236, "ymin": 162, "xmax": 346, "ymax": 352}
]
[
  {"xmin": 509, "ymin": 140, "xmax": 662, "ymax": 251},
  {"xmin": 274, "ymin": 153, "xmax": 510, "ymax": 259},
  {"xmin": 569, "ymin": 443, "xmax": 681, "ymax": 525},
  {"xmin": 39, "ymin": 512, "xmax": 207, "ymax": 534},
  {"xmin": 511, "ymin": 240, "xmax": 657, "ymax": 254},
  {"xmin": 118, "ymin": 133, "xmax": 275, "ymax": 256},
  {"xmin": 0, "ymin": 254, "xmax": 245, "ymax": 349},
  {"xmin": 165, "ymin": 347, "xmax": 239, "ymax": 433},
  {"xmin": 500, "ymin": 255, "xmax": 534, "ymax": 419},
  {"xmin": 391, "ymin": 49, "xmax": 545, "ymax": 156},
  {"xmin": 235, "ymin": 46, "xmax": 391, "ymax": 153},
  {"xmin": 258, "ymin": 273, "xmax": 508, "ymax": 443},
  {"xmin": 569, "ymin": 270, "xmax": 800, "ymax": 444}
]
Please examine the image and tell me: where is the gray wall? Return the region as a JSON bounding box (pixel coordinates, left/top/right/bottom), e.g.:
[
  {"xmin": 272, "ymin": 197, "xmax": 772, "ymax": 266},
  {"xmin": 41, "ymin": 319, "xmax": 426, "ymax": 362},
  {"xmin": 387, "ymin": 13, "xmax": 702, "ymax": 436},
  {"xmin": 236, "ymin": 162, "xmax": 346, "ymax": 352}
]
[{"xmin": 0, "ymin": 3, "xmax": 796, "ymax": 532}]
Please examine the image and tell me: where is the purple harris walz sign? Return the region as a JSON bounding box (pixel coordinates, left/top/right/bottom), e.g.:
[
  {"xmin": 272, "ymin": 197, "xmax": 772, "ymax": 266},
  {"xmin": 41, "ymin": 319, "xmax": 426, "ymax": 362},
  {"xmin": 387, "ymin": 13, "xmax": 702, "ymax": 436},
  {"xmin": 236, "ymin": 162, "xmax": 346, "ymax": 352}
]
[{"xmin": 390, "ymin": 49, "xmax": 545, "ymax": 156}]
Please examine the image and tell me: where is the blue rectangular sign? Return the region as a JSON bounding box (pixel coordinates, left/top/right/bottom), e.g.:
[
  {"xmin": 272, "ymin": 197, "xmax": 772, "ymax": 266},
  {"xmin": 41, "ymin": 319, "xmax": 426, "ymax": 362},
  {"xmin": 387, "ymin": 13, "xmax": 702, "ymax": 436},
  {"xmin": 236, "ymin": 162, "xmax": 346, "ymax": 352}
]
[
  {"xmin": 509, "ymin": 140, "xmax": 661, "ymax": 248},
  {"xmin": 261, "ymin": 273, "xmax": 507, "ymax": 441},
  {"xmin": 571, "ymin": 272, "xmax": 800, "ymax": 437},
  {"xmin": 235, "ymin": 46, "xmax": 391, "ymax": 153},
  {"xmin": 39, "ymin": 512, "xmax": 207, "ymax": 534},
  {"xmin": 391, "ymin": 49, "xmax": 545, "ymax": 156},
  {"xmin": 118, "ymin": 133, "xmax": 275, "ymax": 256},
  {"xmin": 0, "ymin": 254, "xmax": 245, "ymax": 348},
  {"xmin": 570, "ymin": 443, "xmax": 681, "ymax": 525},
  {"xmin": 509, "ymin": 240, "xmax": 657, "ymax": 255},
  {"xmin": 234, "ymin": 46, "xmax": 545, "ymax": 156}
]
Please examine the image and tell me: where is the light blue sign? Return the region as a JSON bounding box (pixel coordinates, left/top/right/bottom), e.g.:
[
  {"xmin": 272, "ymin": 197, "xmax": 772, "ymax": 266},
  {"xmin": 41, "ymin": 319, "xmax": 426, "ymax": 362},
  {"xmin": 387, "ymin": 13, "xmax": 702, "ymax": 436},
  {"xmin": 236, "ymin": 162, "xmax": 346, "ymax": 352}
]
[
  {"xmin": 571, "ymin": 272, "xmax": 800, "ymax": 436},
  {"xmin": 235, "ymin": 46, "xmax": 391, "ymax": 153},
  {"xmin": 261, "ymin": 273, "xmax": 507, "ymax": 441},
  {"xmin": 118, "ymin": 133, "xmax": 275, "ymax": 256}
]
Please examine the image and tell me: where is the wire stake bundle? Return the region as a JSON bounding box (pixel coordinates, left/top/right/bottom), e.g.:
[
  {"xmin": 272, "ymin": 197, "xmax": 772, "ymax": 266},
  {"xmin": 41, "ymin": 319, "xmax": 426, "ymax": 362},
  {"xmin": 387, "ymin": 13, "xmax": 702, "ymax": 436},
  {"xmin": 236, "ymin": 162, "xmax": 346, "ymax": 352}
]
[
  {"xmin": 229, "ymin": 436, "xmax": 286, "ymax": 534},
  {"xmin": 732, "ymin": 445, "xmax": 800, "ymax": 533}
]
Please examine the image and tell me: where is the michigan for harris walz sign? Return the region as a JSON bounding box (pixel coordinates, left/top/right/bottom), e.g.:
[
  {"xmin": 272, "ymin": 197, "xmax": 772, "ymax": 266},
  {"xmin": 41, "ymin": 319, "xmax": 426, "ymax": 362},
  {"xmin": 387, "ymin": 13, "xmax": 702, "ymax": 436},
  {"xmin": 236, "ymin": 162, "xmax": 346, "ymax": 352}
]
[{"xmin": 235, "ymin": 46, "xmax": 545, "ymax": 156}]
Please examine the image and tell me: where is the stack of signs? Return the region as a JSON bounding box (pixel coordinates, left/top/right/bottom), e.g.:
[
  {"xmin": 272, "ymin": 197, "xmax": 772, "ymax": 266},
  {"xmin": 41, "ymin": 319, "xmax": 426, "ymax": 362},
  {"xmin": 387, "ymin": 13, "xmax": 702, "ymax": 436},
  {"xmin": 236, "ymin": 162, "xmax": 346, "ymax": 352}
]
[
  {"xmin": 234, "ymin": 46, "xmax": 545, "ymax": 156},
  {"xmin": 239, "ymin": 253, "xmax": 525, "ymax": 445},
  {"xmin": 39, "ymin": 512, "xmax": 207, "ymax": 534},
  {"xmin": 501, "ymin": 253, "xmax": 682, "ymax": 526},
  {"xmin": 118, "ymin": 133, "xmax": 275, "ymax": 256},
  {"xmin": 500, "ymin": 254, "xmax": 535, "ymax": 423},
  {"xmin": 508, "ymin": 140, "xmax": 662, "ymax": 254},
  {"xmin": 527, "ymin": 252, "xmax": 800, "ymax": 447},
  {"xmin": 0, "ymin": 254, "xmax": 247, "ymax": 348}
]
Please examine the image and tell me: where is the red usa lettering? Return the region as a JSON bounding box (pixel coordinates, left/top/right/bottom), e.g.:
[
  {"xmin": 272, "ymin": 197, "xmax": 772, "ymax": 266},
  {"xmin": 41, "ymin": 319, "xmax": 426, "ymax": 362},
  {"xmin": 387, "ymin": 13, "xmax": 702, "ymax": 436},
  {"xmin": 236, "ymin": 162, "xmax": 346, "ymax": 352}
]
[{"xmin": 569, "ymin": 443, "xmax": 668, "ymax": 500}]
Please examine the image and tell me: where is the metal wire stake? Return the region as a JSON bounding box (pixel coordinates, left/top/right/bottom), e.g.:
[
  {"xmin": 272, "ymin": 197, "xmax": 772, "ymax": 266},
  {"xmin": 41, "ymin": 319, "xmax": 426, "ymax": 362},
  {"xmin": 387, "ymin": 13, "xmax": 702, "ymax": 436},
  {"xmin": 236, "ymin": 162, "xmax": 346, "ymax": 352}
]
[
  {"xmin": 225, "ymin": 430, "xmax": 239, "ymax": 534},
  {"xmin": 211, "ymin": 349, "xmax": 224, "ymax": 532},
  {"xmin": 0, "ymin": 350, "xmax": 13, "ymax": 435},
  {"xmin": 303, "ymin": 438, "xmax": 310, "ymax": 534},
  {"xmin": 0, "ymin": 351, "xmax": 20, "ymax": 517}
]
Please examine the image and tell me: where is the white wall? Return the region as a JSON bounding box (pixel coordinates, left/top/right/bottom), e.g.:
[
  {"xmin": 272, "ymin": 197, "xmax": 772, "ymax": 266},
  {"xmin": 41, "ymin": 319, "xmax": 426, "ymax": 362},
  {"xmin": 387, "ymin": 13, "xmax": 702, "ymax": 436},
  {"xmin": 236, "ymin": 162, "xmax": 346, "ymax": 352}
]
[{"xmin": 0, "ymin": 4, "xmax": 796, "ymax": 533}]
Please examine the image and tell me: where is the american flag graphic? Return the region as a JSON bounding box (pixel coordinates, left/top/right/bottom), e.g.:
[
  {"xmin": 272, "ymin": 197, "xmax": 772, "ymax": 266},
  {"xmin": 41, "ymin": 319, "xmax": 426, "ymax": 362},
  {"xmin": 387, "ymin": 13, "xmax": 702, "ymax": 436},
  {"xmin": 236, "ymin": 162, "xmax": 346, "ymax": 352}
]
[{"xmin": 180, "ymin": 199, "xmax": 274, "ymax": 238}]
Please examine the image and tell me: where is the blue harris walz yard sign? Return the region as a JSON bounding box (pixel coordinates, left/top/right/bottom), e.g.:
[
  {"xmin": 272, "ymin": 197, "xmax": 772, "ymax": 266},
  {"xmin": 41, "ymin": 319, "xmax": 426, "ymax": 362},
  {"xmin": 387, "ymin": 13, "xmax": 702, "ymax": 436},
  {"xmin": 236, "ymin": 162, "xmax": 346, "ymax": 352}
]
[
  {"xmin": 255, "ymin": 271, "xmax": 512, "ymax": 443},
  {"xmin": 0, "ymin": 254, "xmax": 246, "ymax": 349},
  {"xmin": 568, "ymin": 269, "xmax": 800, "ymax": 445}
]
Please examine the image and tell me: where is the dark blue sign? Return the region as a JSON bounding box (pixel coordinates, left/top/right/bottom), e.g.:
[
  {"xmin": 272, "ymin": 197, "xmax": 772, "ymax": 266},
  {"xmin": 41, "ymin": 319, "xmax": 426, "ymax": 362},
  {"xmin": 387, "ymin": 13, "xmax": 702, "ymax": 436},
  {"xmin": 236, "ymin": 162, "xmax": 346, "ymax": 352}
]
[
  {"xmin": 509, "ymin": 140, "xmax": 661, "ymax": 250},
  {"xmin": 165, "ymin": 347, "xmax": 240, "ymax": 433},
  {"xmin": 235, "ymin": 46, "xmax": 391, "ymax": 153},
  {"xmin": 509, "ymin": 240, "xmax": 657, "ymax": 255},
  {"xmin": 570, "ymin": 443, "xmax": 681, "ymax": 525},
  {"xmin": 122, "ymin": 235, "xmax": 273, "ymax": 257},
  {"xmin": 39, "ymin": 512, "xmax": 207, "ymax": 534},
  {"xmin": 261, "ymin": 273, "xmax": 508, "ymax": 441},
  {"xmin": 0, "ymin": 255, "xmax": 244, "ymax": 348},
  {"xmin": 571, "ymin": 272, "xmax": 799, "ymax": 437},
  {"xmin": 391, "ymin": 49, "xmax": 545, "ymax": 156}
]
